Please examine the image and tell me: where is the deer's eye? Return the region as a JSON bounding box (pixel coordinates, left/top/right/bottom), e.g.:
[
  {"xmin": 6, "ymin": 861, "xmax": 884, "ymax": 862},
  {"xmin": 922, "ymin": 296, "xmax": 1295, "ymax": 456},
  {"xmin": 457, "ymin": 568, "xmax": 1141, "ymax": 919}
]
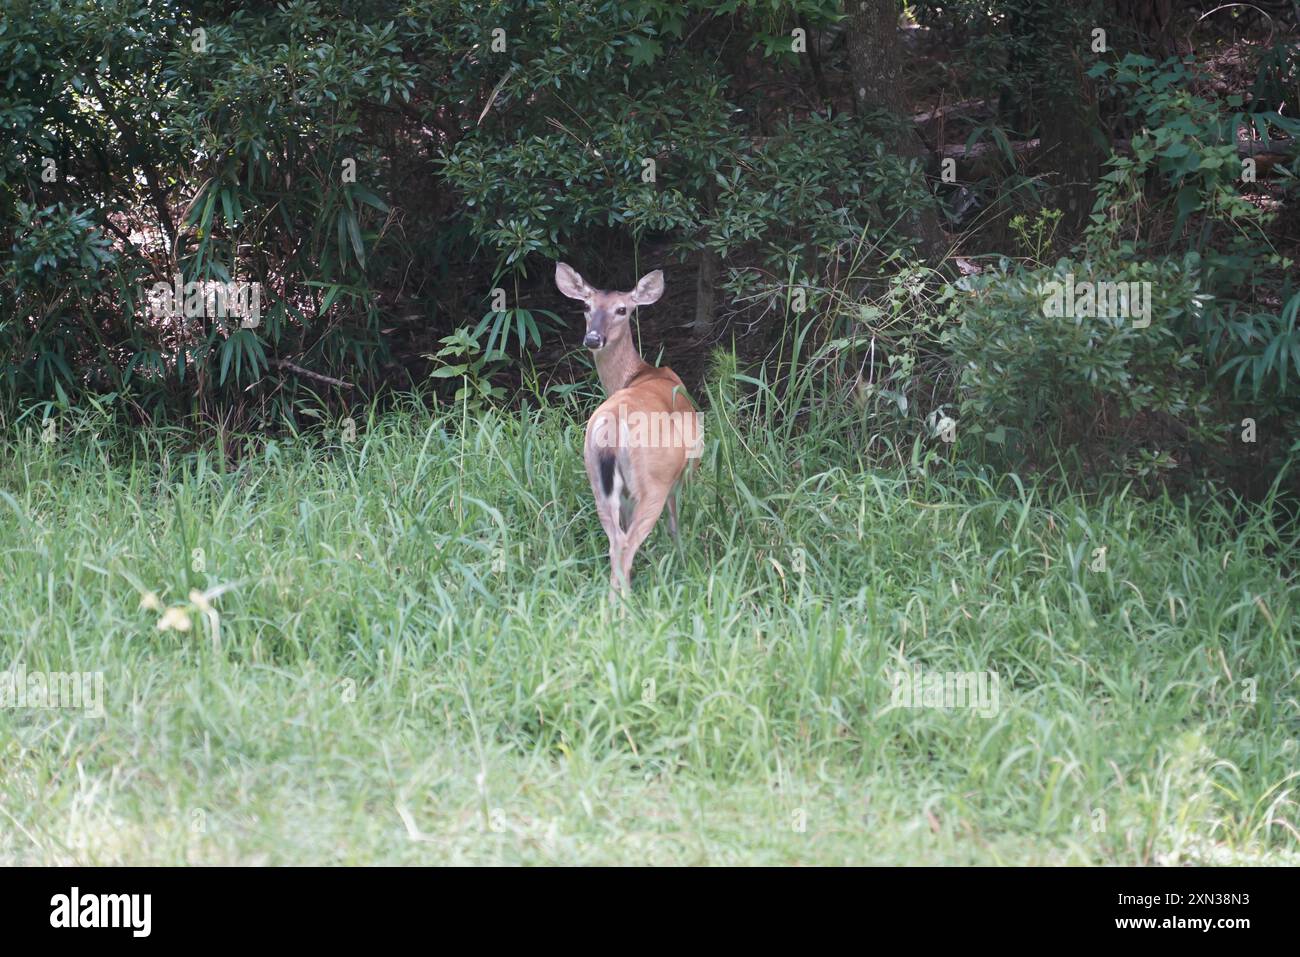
[{"xmin": 615, "ymin": 306, "xmax": 627, "ymax": 316}]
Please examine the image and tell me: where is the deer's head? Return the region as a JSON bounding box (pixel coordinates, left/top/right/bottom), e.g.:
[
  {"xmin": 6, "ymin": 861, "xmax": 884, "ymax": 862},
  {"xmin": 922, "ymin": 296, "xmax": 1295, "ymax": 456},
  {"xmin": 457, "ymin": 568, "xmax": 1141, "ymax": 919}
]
[{"xmin": 555, "ymin": 263, "xmax": 664, "ymax": 352}]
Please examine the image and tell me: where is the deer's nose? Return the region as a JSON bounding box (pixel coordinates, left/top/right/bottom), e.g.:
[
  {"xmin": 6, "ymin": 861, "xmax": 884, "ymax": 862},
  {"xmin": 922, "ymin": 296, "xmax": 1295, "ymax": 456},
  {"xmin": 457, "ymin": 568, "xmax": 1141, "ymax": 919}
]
[{"xmin": 583, "ymin": 331, "xmax": 605, "ymax": 350}]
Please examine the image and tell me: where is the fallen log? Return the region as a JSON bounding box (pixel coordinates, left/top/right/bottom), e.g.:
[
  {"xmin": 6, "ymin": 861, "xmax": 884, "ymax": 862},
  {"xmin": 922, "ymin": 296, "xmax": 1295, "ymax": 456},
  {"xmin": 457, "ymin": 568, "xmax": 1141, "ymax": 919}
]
[
  {"xmin": 911, "ymin": 98, "xmax": 990, "ymax": 127},
  {"xmin": 936, "ymin": 138, "xmax": 1041, "ymax": 162}
]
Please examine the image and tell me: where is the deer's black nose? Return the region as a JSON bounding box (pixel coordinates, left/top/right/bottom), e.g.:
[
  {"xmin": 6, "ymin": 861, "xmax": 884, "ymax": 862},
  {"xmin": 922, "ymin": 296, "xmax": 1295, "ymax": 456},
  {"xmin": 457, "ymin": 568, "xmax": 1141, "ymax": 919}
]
[{"xmin": 584, "ymin": 331, "xmax": 605, "ymax": 350}]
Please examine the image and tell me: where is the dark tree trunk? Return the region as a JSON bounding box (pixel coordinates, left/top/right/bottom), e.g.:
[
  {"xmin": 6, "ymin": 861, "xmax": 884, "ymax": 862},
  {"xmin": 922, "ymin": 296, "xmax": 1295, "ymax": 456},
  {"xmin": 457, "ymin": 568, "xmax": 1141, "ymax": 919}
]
[
  {"xmin": 1040, "ymin": 55, "xmax": 1104, "ymax": 233},
  {"xmin": 693, "ymin": 248, "xmax": 719, "ymax": 337},
  {"xmin": 1112, "ymin": 0, "xmax": 1175, "ymax": 57},
  {"xmin": 844, "ymin": 0, "xmax": 946, "ymax": 262},
  {"xmin": 1013, "ymin": 1, "xmax": 1106, "ymax": 233}
]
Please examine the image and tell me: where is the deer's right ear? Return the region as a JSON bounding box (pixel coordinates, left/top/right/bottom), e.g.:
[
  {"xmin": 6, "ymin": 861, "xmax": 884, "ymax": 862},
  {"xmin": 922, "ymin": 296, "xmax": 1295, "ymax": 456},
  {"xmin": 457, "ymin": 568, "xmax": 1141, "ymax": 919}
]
[{"xmin": 555, "ymin": 262, "xmax": 593, "ymax": 301}]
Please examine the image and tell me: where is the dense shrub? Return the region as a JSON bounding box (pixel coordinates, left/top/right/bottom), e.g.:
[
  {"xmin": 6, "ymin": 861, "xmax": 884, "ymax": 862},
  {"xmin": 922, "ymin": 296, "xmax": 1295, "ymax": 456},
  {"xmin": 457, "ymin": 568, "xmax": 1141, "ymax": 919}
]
[
  {"xmin": 943, "ymin": 254, "xmax": 1211, "ymax": 466},
  {"xmin": 1, "ymin": 0, "xmax": 929, "ymax": 423},
  {"xmin": 942, "ymin": 50, "xmax": 1299, "ymax": 490},
  {"xmin": 1, "ymin": 1, "xmax": 1296, "ymax": 496}
]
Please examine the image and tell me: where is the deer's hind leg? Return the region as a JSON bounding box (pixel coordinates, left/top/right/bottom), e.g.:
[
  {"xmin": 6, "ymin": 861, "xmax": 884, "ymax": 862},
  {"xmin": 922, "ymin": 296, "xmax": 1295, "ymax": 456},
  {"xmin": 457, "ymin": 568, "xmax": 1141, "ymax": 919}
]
[{"xmin": 615, "ymin": 485, "xmax": 671, "ymax": 590}]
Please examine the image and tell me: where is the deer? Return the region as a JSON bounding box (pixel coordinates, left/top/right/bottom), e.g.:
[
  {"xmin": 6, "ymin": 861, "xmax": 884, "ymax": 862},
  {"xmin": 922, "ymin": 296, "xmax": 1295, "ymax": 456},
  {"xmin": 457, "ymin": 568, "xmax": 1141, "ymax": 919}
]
[{"xmin": 555, "ymin": 263, "xmax": 702, "ymax": 599}]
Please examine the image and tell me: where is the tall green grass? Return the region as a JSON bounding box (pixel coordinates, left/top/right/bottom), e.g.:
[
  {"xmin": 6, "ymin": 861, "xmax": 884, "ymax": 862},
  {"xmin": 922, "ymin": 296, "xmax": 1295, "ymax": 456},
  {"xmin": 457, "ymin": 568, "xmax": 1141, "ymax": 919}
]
[{"xmin": 0, "ymin": 370, "xmax": 1297, "ymax": 864}]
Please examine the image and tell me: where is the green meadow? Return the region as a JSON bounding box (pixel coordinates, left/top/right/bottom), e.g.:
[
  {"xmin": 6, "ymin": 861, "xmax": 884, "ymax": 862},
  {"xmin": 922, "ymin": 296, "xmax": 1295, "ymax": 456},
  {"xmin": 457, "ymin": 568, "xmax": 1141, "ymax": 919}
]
[{"xmin": 1, "ymin": 378, "xmax": 1296, "ymax": 865}]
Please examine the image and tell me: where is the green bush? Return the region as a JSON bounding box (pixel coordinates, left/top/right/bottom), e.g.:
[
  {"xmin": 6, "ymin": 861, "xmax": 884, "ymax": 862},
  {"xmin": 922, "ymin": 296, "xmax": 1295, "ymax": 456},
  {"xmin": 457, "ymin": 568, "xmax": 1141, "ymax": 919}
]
[
  {"xmin": 943, "ymin": 52, "xmax": 1299, "ymax": 486},
  {"xmin": 1, "ymin": 0, "xmax": 929, "ymax": 425},
  {"xmin": 944, "ymin": 254, "xmax": 1210, "ymax": 461}
]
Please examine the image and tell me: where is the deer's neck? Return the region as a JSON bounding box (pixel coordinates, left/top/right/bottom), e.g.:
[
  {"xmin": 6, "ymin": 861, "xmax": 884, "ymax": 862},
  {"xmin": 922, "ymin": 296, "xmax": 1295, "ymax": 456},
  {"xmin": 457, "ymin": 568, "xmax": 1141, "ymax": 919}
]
[{"xmin": 594, "ymin": 333, "xmax": 650, "ymax": 395}]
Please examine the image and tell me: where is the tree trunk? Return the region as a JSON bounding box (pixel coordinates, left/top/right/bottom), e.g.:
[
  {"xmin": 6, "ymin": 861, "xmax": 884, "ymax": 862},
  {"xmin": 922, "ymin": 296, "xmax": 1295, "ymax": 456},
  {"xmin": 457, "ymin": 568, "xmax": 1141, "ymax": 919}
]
[
  {"xmin": 1011, "ymin": 1, "xmax": 1106, "ymax": 233},
  {"xmin": 844, "ymin": 0, "xmax": 946, "ymax": 262},
  {"xmin": 693, "ymin": 180, "xmax": 720, "ymax": 337},
  {"xmin": 1039, "ymin": 54, "xmax": 1104, "ymax": 233},
  {"xmin": 693, "ymin": 247, "xmax": 719, "ymax": 337},
  {"xmin": 1112, "ymin": 0, "xmax": 1175, "ymax": 57}
]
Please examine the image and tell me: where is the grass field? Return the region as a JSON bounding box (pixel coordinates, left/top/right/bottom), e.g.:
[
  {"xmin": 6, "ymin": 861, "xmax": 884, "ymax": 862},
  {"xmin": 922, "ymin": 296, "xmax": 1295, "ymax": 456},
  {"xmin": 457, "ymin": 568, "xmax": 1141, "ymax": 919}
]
[{"xmin": 1, "ymin": 380, "xmax": 1297, "ymax": 865}]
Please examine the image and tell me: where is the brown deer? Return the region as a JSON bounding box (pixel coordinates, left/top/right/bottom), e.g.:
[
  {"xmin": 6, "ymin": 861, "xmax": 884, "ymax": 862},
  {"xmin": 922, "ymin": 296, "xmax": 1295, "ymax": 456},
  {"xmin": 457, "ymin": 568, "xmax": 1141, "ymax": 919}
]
[{"xmin": 555, "ymin": 263, "xmax": 702, "ymax": 598}]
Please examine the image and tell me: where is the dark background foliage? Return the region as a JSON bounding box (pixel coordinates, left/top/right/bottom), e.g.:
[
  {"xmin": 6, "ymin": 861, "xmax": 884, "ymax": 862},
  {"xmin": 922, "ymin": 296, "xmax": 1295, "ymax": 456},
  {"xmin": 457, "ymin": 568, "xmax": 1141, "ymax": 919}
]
[{"xmin": 2, "ymin": 0, "xmax": 1297, "ymax": 496}]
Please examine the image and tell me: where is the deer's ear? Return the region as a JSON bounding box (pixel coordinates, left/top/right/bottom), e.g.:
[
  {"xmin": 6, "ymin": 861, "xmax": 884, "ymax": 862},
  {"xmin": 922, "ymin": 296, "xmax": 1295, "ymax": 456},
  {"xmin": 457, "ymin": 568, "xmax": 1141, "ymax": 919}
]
[
  {"xmin": 555, "ymin": 262, "xmax": 593, "ymax": 301},
  {"xmin": 630, "ymin": 269, "xmax": 664, "ymax": 306}
]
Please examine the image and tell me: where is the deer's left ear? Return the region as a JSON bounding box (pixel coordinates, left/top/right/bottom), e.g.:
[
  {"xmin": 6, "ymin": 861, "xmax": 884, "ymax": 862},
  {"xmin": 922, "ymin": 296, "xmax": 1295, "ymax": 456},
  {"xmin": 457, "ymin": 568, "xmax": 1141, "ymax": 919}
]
[{"xmin": 630, "ymin": 270, "xmax": 664, "ymax": 306}]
